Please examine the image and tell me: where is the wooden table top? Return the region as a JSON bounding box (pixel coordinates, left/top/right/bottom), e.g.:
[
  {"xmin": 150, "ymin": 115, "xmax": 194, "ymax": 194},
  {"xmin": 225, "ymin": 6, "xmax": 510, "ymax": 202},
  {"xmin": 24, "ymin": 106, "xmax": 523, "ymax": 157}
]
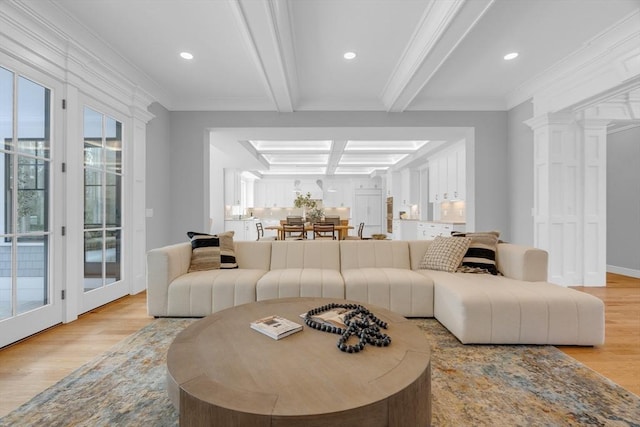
[
  {"xmin": 264, "ymin": 224, "xmax": 354, "ymax": 240},
  {"xmin": 167, "ymin": 297, "xmax": 431, "ymax": 424},
  {"xmin": 264, "ymin": 224, "xmax": 353, "ymax": 231}
]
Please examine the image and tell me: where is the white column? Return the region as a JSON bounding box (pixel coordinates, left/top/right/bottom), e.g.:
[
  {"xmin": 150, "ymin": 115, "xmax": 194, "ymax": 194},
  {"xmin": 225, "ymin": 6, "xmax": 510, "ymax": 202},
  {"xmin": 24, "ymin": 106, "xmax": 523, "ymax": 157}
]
[
  {"xmin": 526, "ymin": 113, "xmax": 582, "ymax": 286},
  {"xmin": 578, "ymin": 118, "xmax": 609, "ymax": 286},
  {"xmin": 129, "ymin": 96, "xmax": 154, "ymax": 294},
  {"xmin": 526, "ymin": 112, "xmax": 610, "ymax": 287}
]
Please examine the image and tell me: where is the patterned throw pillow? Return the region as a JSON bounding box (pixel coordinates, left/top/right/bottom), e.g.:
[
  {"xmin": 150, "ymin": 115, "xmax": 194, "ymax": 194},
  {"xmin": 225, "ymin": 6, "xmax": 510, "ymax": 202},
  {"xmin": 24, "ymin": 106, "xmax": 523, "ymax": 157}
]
[
  {"xmin": 419, "ymin": 236, "xmax": 471, "ymax": 272},
  {"xmin": 187, "ymin": 231, "xmax": 238, "ymax": 272},
  {"xmin": 451, "ymin": 231, "xmax": 500, "ymax": 275}
]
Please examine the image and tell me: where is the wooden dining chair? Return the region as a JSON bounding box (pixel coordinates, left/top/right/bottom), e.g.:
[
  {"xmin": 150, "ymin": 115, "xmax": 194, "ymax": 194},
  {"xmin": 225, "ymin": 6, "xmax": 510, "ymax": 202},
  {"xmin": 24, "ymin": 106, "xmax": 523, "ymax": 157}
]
[
  {"xmin": 344, "ymin": 222, "xmax": 365, "ymax": 240},
  {"xmin": 312, "ymin": 223, "xmax": 336, "ymax": 240},
  {"xmin": 286, "ymin": 216, "xmax": 304, "ymax": 225},
  {"xmin": 255, "ymin": 222, "xmax": 276, "ymax": 241},
  {"xmin": 323, "ymin": 215, "xmax": 340, "ymax": 226},
  {"xmin": 283, "ymin": 224, "xmax": 306, "ymax": 240}
]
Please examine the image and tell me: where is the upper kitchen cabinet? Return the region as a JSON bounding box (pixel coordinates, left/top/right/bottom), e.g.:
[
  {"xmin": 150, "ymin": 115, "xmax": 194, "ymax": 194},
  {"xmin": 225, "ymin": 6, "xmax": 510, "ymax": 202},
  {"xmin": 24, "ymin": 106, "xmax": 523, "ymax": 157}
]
[
  {"xmin": 255, "ymin": 180, "xmax": 291, "ymax": 208},
  {"xmin": 224, "ymin": 168, "xmax": 242, "ymax": 207},
  {"xmin": 428, "ymin": 158, "xmax": 439, "ymax": 203},
  {"xmin": 428, "ymin": 142, "xmax": 465, "ymax": 202},
  {"xmin": 400, "ymin": 169, "xmax": 420, "ymax": 207},
  {"xmin": 322, "ymin": 180, "xmax": 352, "ymax": 208}
]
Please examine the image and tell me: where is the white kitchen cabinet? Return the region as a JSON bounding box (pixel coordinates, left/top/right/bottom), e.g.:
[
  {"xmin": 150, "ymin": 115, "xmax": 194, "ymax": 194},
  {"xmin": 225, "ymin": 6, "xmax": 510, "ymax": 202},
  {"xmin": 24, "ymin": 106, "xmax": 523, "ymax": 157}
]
[
  {"xmin": 224, "ymin": 219, "xmax": 259, "ymax": 241},
  {"xmin": 447, "ymin": 143, "xmax": 465, "ymax": 200},
  {"xmin": 354, "ymin": 189, "xmax": 383, "ymax": 236},
  {"xmin": 400, "ymin": 169, "xmax": 420, "ymax": 207},
  {"xmin": 456, "ymin": 144, "xmax": 466, "ymax": 200},
  {"xmin": 224, "ymin": 169, "xmax": 241, "ymax": 207},
  {"xmin": 437, "ymin": 156, "xmax": 448, "ymax": 200},
  {"xmin": 417, "ymin": 221, "xmax": 465, "ymax": 240},
  {"xmin": 253, "ymin": 181, "xmax": 265, "ymax": 208},
  {"xmin": 260, "ymin": 180, "xmax": 292, "ymax": 207},
  {"xmin": 392, "ymin": 219, "xmax": 402, "ymax": 240},
  {"xmin": 427, "ymin": 142, "xmax": 465, "ymax": 202},
  {"xmin": 428, "ymin": 159, "xmax": 439, "ymax": 203},
  {"xmin": 401, "ymin": 220, "xmax": 418, "ymax": 240}
]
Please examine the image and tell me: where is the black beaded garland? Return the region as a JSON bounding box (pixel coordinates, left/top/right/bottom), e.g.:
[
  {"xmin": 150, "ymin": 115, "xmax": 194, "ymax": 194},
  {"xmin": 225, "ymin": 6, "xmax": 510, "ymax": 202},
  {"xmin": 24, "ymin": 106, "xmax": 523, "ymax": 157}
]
[{"xmin": 304, "ymin": 303, "xmax": 391, "ymax": 353}]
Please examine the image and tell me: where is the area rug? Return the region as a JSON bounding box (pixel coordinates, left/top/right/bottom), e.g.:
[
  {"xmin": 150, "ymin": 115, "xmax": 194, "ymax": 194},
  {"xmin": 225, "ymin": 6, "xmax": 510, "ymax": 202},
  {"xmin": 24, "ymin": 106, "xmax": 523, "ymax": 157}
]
[{"xmin": 1, "ymin": 318, "xmax": 638, "ymax": 427}]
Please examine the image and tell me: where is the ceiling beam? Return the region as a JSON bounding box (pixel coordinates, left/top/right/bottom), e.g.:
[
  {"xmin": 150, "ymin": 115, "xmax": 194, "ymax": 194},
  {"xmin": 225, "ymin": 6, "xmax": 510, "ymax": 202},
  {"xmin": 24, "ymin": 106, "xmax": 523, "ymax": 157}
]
[
  {"xmin": 230, "ymin": 0, "xmax": 297, "ymax": 112},
  {"xmin": 381, "ymin": 0, "xmax": 495, "ymax": 112},
  {"xmin": 238, "ymin": 140, "xmax": 271, "ymax": 168},
  {"xmin": 326, "ymin": 140, "xmax": 347, "ymax": 176}
]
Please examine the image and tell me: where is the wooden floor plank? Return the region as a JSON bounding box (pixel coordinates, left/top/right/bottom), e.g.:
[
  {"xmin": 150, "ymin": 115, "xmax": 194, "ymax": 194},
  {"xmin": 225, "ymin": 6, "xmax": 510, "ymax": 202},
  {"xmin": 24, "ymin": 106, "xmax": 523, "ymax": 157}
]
[{"xmin": 0, "ymin": 274, "xmax": 638, "ymax": 417}]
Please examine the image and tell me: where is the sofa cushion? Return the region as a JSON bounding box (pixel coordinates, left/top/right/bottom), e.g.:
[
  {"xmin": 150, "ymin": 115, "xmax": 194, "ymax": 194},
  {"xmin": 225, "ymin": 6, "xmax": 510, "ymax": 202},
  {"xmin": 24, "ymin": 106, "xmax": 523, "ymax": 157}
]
[
  {"xmin": 167, "ymin": 268, "xmax": 266, "ymax": 316},
  {"xmin": 452, "ymin": 231, "xmax": 500, "ymax": 275},
  {"xmin": 270, "ymin": 240, "xmax": 340, "ymax": 270},
  {"xmin": 257, "ymin": 268, "xmax": 344, "ymax": 301},
  {"xmin": 187, "ymin": 231, "xmax": 238, "ymax": 271},
  {"xmin": 342, "ymin": 267, "xmax": 434, "ymax": 317},
  {"xmin": 419, "ymin": 236, "xmax": 471, "ymax": 272},
  {"xmin": 340, "ymin": 240, "xmax": 412, "ymax": 270}
]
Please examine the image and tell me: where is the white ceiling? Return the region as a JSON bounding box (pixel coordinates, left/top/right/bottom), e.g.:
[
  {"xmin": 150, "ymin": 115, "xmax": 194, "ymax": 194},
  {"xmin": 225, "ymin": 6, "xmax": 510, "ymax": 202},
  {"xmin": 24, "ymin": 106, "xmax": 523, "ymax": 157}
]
[{"xmin": 48, "ymin": 0, "xmax": 640, "ymax": 175}]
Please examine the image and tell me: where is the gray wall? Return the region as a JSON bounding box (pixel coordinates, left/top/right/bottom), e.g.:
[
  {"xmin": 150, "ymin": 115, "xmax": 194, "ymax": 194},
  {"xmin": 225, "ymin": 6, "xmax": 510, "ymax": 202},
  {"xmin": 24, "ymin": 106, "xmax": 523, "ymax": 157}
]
[
  {"xmin": 507, "ymin": 100, "xmax": 534, "ymax": 246},
  {"xmin": 145, "ymin": 102, "xmax": 173, "ymax": 250},
  {"xmin": 607, "ymin": 126, "xmax": 640, "ymax": 274},
  {"xmin": 166, "ymin": 111, "xmax": 509, "ymax": 245}
]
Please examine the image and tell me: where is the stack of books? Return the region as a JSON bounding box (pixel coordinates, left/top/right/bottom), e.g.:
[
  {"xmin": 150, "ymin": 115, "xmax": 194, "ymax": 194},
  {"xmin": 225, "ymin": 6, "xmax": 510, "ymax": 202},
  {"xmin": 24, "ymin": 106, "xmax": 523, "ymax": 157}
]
[{"xmin": 250, "ymin": 315, "xmax": 303, "ymax": 340}]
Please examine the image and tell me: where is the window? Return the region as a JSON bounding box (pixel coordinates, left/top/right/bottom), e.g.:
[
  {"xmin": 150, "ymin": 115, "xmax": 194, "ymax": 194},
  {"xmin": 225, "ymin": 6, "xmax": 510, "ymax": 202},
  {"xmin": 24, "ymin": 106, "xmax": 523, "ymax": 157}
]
[{"xmin": 83, "ymin": 107, "xmax": 122, "ymax": 292}]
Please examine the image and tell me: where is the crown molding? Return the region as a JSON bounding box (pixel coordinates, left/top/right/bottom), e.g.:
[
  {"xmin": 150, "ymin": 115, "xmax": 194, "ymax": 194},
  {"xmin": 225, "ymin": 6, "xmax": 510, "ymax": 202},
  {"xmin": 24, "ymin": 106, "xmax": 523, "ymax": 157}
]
[
  {"xmin": 406, "ymin": 96, "xmax": 507, "ymax": 111},
  {"xmin": 1, "ymin": 0, "xmax": 165, "ymax": 116},
  {"xmin": 506, "ymin": 9, "xmax": 640, "ymax": 114},
  {"xmin": 606, "ymin": 122, "xmax": 640, "ymax": 135}
]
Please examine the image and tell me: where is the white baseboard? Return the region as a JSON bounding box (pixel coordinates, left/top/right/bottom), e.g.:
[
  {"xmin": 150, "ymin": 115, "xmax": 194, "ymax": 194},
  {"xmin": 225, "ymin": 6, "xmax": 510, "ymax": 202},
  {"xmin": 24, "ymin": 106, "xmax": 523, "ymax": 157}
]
[{"xmin": 607, "ymin": 265, "xmax": 640, "ymax": 279}]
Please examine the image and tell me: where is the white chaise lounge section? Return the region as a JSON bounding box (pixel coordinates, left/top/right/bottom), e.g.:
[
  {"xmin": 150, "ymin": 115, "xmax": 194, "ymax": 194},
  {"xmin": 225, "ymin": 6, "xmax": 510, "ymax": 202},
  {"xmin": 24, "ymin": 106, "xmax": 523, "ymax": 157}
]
[
  {"xmin": 340, "ymin": 240, "xmax": 435, "ymax": 317},
  {"xmin": 256, "ymin": 240, "xmax": 344, "ymax": 300},
  {"xmin": 408, "ymin": 241, "xmax": 605, "ymax": 345}
]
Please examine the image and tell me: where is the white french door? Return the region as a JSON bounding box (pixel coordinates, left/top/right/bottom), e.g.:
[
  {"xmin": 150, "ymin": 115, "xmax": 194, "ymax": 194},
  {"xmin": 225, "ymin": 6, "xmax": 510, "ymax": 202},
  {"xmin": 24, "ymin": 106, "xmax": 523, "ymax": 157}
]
[
  {"xmin": 79, "ymin": 105, "xmax": 128, "ymax": 313},
  {"xmin": 0, "ymin": 62, "xmax": 64, "ymax": 348}
]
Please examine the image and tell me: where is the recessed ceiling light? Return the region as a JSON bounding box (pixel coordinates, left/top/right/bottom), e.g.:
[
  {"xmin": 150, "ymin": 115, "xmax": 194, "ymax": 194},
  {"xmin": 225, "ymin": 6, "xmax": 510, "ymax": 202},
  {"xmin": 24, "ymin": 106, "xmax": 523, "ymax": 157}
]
[
  {"xmin": 503, "ymin": 52, "xmax": 518, "ymax": 61},
  {"xmin": 343, "ymin": 51, "xmax": 356, "ymax": 60},
  {"xmin": 180, "ymin": 52, "xmax": 194, "ymax": 60}
]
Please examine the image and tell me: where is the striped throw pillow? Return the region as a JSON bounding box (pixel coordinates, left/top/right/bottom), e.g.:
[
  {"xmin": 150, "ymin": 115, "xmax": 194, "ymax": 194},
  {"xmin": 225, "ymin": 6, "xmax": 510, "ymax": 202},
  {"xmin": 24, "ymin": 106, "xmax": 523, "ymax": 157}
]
[
  {"xmin": 187, "ymin": 231, "xmax": 238, "ymax": 272},
  {"xmin": 419, "ymin": 236, "xmax": 471, "ymax": 272},
  {"xmin": 451, "ymin": 231, "xmax": 500, "ymax": 275}
]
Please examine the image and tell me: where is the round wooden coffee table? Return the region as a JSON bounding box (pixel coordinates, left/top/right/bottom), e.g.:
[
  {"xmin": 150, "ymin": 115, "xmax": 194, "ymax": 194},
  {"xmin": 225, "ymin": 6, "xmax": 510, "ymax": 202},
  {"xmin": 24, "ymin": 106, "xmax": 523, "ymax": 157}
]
[{"xmin": 167, "ymin": 297, "xmax": 431, "ymax": 426}]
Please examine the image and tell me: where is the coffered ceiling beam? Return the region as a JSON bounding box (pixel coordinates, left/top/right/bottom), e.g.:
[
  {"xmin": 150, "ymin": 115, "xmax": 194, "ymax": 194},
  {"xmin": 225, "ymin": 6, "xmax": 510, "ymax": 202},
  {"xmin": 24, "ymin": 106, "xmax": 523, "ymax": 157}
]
[
  {"xmin": 238, "ymin": 140, "xmax": 271, "ymax": 168},
  {"xmin": 325, "ymin": 140, "xmax": 347, "ymax": 176},
  {"xmin": 231, "ymin": 0, "xmax": 298, "ymax": 112},
  {"xmin": 381, "ymin": 0, "xmax": 495, "ymax": 112}
]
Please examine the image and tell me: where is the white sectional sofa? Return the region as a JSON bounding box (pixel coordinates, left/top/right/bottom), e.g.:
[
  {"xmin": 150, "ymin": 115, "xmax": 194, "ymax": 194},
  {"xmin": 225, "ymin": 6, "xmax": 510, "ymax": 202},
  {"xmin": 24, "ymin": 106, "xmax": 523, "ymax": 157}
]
[{"xmin": 146, "ymin": 239, "xmax": 605, "ymax": 346}]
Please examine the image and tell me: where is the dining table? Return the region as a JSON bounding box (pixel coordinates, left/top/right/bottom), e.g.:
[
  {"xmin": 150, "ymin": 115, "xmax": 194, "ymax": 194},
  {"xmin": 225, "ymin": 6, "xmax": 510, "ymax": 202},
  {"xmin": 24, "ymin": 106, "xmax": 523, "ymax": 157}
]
[{"xmin": 264, "ymin": 224, "xmax": 354, "ymax": 240}]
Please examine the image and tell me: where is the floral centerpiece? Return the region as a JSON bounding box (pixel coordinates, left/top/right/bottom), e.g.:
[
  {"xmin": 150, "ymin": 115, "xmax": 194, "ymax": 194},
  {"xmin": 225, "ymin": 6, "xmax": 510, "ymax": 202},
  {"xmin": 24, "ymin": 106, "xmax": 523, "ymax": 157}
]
[
  {"xmin": 294, "ymin": 192, "xmax": 324, "ymax": 223},
  {"xmin": 306, "ymin": 207, "xmax": 324, "ymax": 223}
]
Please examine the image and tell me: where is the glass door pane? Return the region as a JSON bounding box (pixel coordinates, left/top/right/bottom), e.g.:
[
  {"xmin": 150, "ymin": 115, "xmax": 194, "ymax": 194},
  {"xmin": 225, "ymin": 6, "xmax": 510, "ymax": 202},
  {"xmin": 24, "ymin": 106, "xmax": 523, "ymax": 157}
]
[{"xmin": 83, "ymin": 107, "xmax": 122, "ymax": 293}]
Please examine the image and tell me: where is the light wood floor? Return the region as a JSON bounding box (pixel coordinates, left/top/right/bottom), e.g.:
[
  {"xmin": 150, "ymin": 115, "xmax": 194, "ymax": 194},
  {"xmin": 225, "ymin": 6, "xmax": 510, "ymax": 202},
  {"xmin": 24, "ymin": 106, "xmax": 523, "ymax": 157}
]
[{"xmin": 0, "ymin": 273, "xmax": 638, "ymax": 417}]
